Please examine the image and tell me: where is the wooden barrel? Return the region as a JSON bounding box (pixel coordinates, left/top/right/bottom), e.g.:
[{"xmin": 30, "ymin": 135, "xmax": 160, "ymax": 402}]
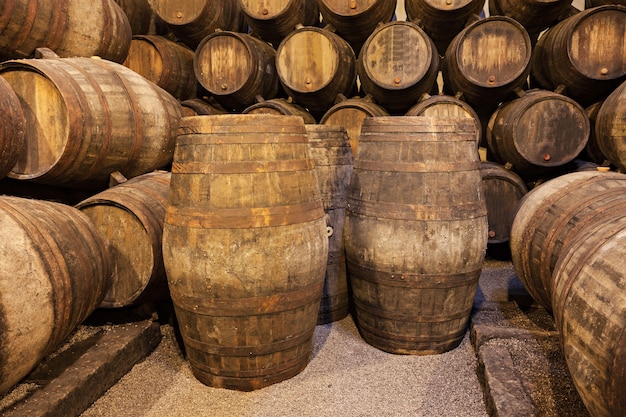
[
  {"xmin": 122, "ymin": 35, "xmax": 196, "ymax": 101},
  {"xmin": 509, "ymin": 170, "xmax": 626, "ymax": 312},
  {"xmin": 276, "ymin": 25, "xmax": 357, "ymax": 115},
  {"xmin": 162, "ymin": 114, "xmax": 328, "ymax": 391},
  {"xmin": 404, "ymin": 0, "xmax": 485, "ymax": 54},
  {"xmin": 552, "ymin": 213, "xmax": 626, "ymax": 417},
  {"xmin": 582, "ymin": 100, "xmax": 610, "ymax": 166},
  {"xmin": 405, "ymin": 93, "xmax": 482, "ymax": 145},
  {"xmin": 320, "ymin": 94, "xmax": 389, "ymax": 155},
  {"xmin": 530, "ymin": 5, "xmax": 626, "ymax": 107},
  {"xmin": 357, "ymin": 21, "xmax": 440, "ymax": 114},
  {"xmin": 594, "ymin": 80, "xmax": 626, "ymax": 171},
  {"xmin": 147, "ymin": 0, "xmax": 244, "ymax": 49},
  {"xmin": 75, "ymin": 171, "xmax": 171, "ymax": 308},
  {"xmin": 0, "ymin": 0, "xmax": 132, "ymax": 63},
  {"xmin": 488, "ymin": 0, "xmax": 573, "ymax": 39},
  {"xmin": 237, "ymin": 0, "xmax": 320, "ymax": 47},
  {"xmin": 0, "ymin": 196, "xmax": 111, "ymax": 394},
  {"xmin": 305, "ymin": 124, "xmax": 354, "ymax": 324},
  {"xmin": 180, "ymin": 97, "xmax": 228, "ymax": 117},
  {"xmin": 114, "ymin": 0, "xmax": 167, "ymax": 35},
  {"xmin": 243, "ymin": 97, "xmax": 317, "ymax": 123},
  {"xmin": 0, "ymin": 76, "xmax": 25, "ymax": 180},
  {"xmin": 317, "ymin": 0, "xmax": 396, "ymax": 53},
  {"xmin": 442, "ymin": 16, "xmax": 532, "ymax": 108},
  {"xmin": 344, "ymin": 116, "xmax": 488, "ymax": 355},
  {"xmin": 586, "ymin": 0, "xmax": 626, "ymax": 6},
  {"xmin": 486, "ymin": 89, "xmax": 590, "ymax": 180},
  {"xmin": 194, "ymin": 31, "xmax": 280, "ymax": 112},
  {"xmin": 0, "ymin": 55, "xmax": 182, "ymax": 189},
  {"xmin": 480, "ymin": 161, "xmax": 528, "ymax": 245}
]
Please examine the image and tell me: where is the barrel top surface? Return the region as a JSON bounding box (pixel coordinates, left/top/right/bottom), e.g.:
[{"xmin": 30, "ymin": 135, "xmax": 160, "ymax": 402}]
[
  {"xmin": 566, "ymin": 6, "xmax": 626, "ymax": 80},
  {"xmin": 239, "ymin": 0, "xmax": 292, "ymax": 19},
  {"xmin": 360, "ymin": 115, "xmax": 476, "ymax": 136},
  {"xmin": 148, "ymin": 0, "xmax": 208, "ymax": 24},
  {"xmin": 177, "ymin": 114, "xmax": 307, "ymax": 135},
  {"xmin": 124, "ymin": 37, "xmax": 167, "ymax": 82},
  {"xmin": 318, "ymin": 0, "xmax": 378, "ymax": 15},
  {"xmin": 276, "ymin": 27, "xmax": 341, "ymax": 92},
  {"xmin": 452, "ymin": 16, "xmax": 532, "ymax": 87},
  {"xmin": 360, "ymin": 22, "xmax": 434, "ymax": 89}
]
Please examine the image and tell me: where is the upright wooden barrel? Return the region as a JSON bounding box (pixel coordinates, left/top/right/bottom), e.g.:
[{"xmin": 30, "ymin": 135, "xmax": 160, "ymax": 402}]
[
  {"xmin": 75, "ymin": 171, "xmax": 171, "ymax": 308},
  {"xmin": 122, "ymin": 35, "xmax": 196, "ymax": 101},
  {"xmin": 0, "ymin": 0, "xmax": 132, "ymax": 63},
  {"xmin": 0, "ymin": 55, "xmax": 182, "ymax": 189},
  {"xmin": 306, "ymin": 124, "xmax": 354, "ymax": 324},
  {"xmin": 530, "ymin": 5, "xmax": 626, "ymax": 106},
  {"xmin": 237, "ymin": 0, "xmax": 320, "ymax": 47},
  {"xmin": 243, "ymin": 97, "xmax": 317, "ymax": 123},
  {"xmin": 320, "ymin": 94, "xmax": 389, "ymax": 155},
  {"xmin": 442, "ymin": 16, "xmax": 532, "ymax": 108},
  {"xmin": 486, "ymin": 89, "xmax": 590, "ymax": 180},
  {"xmin": 147, "ymin": 0, "xmax": 244, "ymax": 49},
  {"xmin": 344, "ymin": 116, "xmax": 488, "ymax": 355},
  {"xmin": 317, "ymin": 0, "xmax": 396, "ymax": 53},
  {"xmin": 552, "ymin": 212, "xmax": 626, "ymax": 417},
  {"xmin": 0, "ymin": 76, "xmax": 25, "ymax": 180},
  {"xmin": 357, "ymin": 21, "xmax": 440, "ymax": 114},
  {"xmin": 0, "ymin": 196, "xmax": 111, "ymax": 394},
  {"xmin": 509, "ymin": 170, "xmax": 626, "ymax": 312},
  {"xmin": 194, "ymin": 31, "xmax": 280, "ymax": 112},
  {"xmin": 404, "ymin": 0, "xmax": 485, "ymax": 54},
  {"xmin": 488, "ymin": 0, "xmax": 573, "ymax": 39},
  {"xmin": 595, "ymin": 80, "xmax": 626, "ymax": 171},
  {"xmin": 162, "ymin": 114, "xmax": 328, "ymax": 391},
  {"xmin": 276, "ymin": 26, "xmax": 357, "ymax": 115}
]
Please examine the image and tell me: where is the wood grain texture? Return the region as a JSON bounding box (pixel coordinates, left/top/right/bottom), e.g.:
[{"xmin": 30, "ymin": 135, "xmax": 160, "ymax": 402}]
[
  {"xmin": 243, "ymin": 97, "xmax": 317, "ymax": 123},
  {"xmin": 0, "ymin": 76, "xmax": 25, "ymax": 180}
]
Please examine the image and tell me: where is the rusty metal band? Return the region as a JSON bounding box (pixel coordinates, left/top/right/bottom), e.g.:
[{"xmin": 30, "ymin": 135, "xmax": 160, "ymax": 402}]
[
  {"xmin": 346, "ymin": 198, "xmax": 487, "ymax": 221},
  {"xmin": 41, "ymin": 0, "xmax": 69, "ymax": 52},
  {"xmin": 0, "ymin": 0, "xmax": 14, "ymax": 35},
  {"xmin": 171, "ymin": 158, "xmax": 314, "ymax": 174},
  {"xmin": 165, "ymin": 200, "xmax": 324, "ymax": 228},
  {"xmin": 354, "ymin": 160, "xmax": 480, "ymax": 173},
  {"xmin": 170, "ymin": 280, "xmax": 323, "ymax": 317},
  {"xmin": 354, "ymin": 297, "xmax": 473, "ymax": 324},
  {"xmin": 7, "ymin": 0, "xmax": 37, "ymax": 51},
  {"xmin": 357, "ymin": 317, "xmax": 469, "ymax": 343},
  {"xmin": 178, "ymin": 123, "xmax": 308, "ymax": 138}
]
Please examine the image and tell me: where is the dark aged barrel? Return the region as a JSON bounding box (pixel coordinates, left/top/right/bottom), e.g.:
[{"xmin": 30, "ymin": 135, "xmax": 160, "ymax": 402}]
[
  {"xmin": 180, "ymin": 97, "xmax": 228, "ymax": 117},
  {"xmin": 194, "ymin": 31, "xmax": 280, "ymax": 112},
  {"xmin": 305, "ymin": 124, "xmax": 354, "ymax": 324},
  {"xmin": 114, "ymin": 0, "xmax": 166, "ymax": 35},
  {"xmin": 243, "ymin": 97, "xmax": 317, "ymax": 123},
  {"xmin": 0, "ymin": 0, "xmax": 132, "ymax": 63},
  {"xmin": 344, "ymin": 116, "xmax": 488, "ymax": 355},
  {"xmin": 122, "ymin": 35, "xmax": 197, "ymax": 101},
  {"xmin": 0, "ymin": 55, "xmax": 182, "ymax": 189},
  {"xmin": 276, "ymin": 26, "xmax": 357, "ymax": 115},
  {"xmin": 162, "ymin": 114, "xmax": 328, "ymax": 391},
  {"xmin": 237, "ymin": 0, "xmax": 320, "ymax": 47},
  {"xmin": 0, "ymin": 196, "xmax": 111, "ymax": 394},
  {"xmin": 530, "ymin": 5, "xmax": 626, "ymax": 106},
  {"xmin": 75, "ymin": 171, "xmax": 171, "ymax": 308},
  {"xmin": 0, "ymin": 76, "xmax": 25, "ymax": 180},
  {"xmin": 486, "ymin": 89, "xmax": 590, "ymax": 180},
  {"xmin": 586, "ymin": 0, "xmax": 626, "ymax": 6},
  {"xmin": 357, "ymin": 21, "xmax": 440, "ymax": 114},
  {"xmin": 404, "ymin": 0, "xmax": 485, "ymax": 54},
  {"xmin": 510, "ymin": 170, "xmax": 626, "ymax": 312},
  {"xmin": 595, "ymin": 80, "xmax": 626, "ymax": 171},
  {"xmin": 488, "ymin": 0, "xmax": 573, "ymax": 39},
  {"xmin": 442, "ymin": 16, "xmax": 532, "ymax": 108},
  {"xmin": 552, "ymin": 211, "xmax": 626, "ymax": 417}
]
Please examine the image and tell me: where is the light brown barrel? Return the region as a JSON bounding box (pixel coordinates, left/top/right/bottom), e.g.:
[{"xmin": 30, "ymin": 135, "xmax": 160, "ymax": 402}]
[
  {"xmin": 276, "ymin": 26, "xmax": 357, "ymax": 116},
  {"xmin": 0, "ymin": 196, "xmax": 111, "ymax": 394},
  {"xmin": 75, "ymin": 171, "xmax": 171, "ymax": 308},
  {"xmin": 194, "ymin": 31, "xmax": 280, "ymax": 112},
  {"xmin": 320, "ymin": 94, "xmax": 389, "ymax": 155},
  {"xmin": 509, "ymin": 170, "xmax": 626, "ymax": 312},
  {"xmin": 357, "ymin": 21, "xmax": 440, "ymax": 114},
  {"xmin": 552, "ymin": 212, "xmax": 626, "ymax": 417},
  {"xmin": 442, "ymin": 16, "xmax": 532, "ymax": 108},
  {"xmin": 243, "ymin": 97, "xmax": 317, "ymax": 123},
  {"xmin": 0, "ymin": 75, "xmax": 25, "ymax": 180},
  {"xmin": 595, "ymin": 80, "xmax": 626, "ymax": 171},
  {"xmin": 305, "ymin": 124, "xmax": 354, "ymax": 324},
  {"xmin": 162, "ymin": 114, "xmax": 328, "ymax": 391},
  {"xmin": 486, "ymin": 89, "xmax": 590, "ymax": 180},
  {"xmin": 0, "ymin": 55, "xmax": 182, "ymax": 189},
  {"xmin": 0, "ymin": 0, "xmax": 132, "ymax": 63},
  {"xmin": 488, "ymin": 0, "xmax": 572, "ymax": 39},
  {"xmin": 237, "ymin": 0, "xmax": 320, "ymax": 47},
  {"xmin": 317, "ymin": 0, "xmax": 396, "ymax": 53},
  {"xmin": 404, "ymin": 0, "xmax": 485, "ymax": 54},
  {"xmin": 147, "ymin": 0, "xmax": 244, "ymax": 49},
  {"xmin": 530, "ymin": 5, "xmax": 626, "ymax": 106},
  {"xmin": 122, "ymin": 35, "xmax": 196, "ymax": 100},
  {"xmin": 344, "ymin": 116, "xmax": 488, "ymax": 355}
]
